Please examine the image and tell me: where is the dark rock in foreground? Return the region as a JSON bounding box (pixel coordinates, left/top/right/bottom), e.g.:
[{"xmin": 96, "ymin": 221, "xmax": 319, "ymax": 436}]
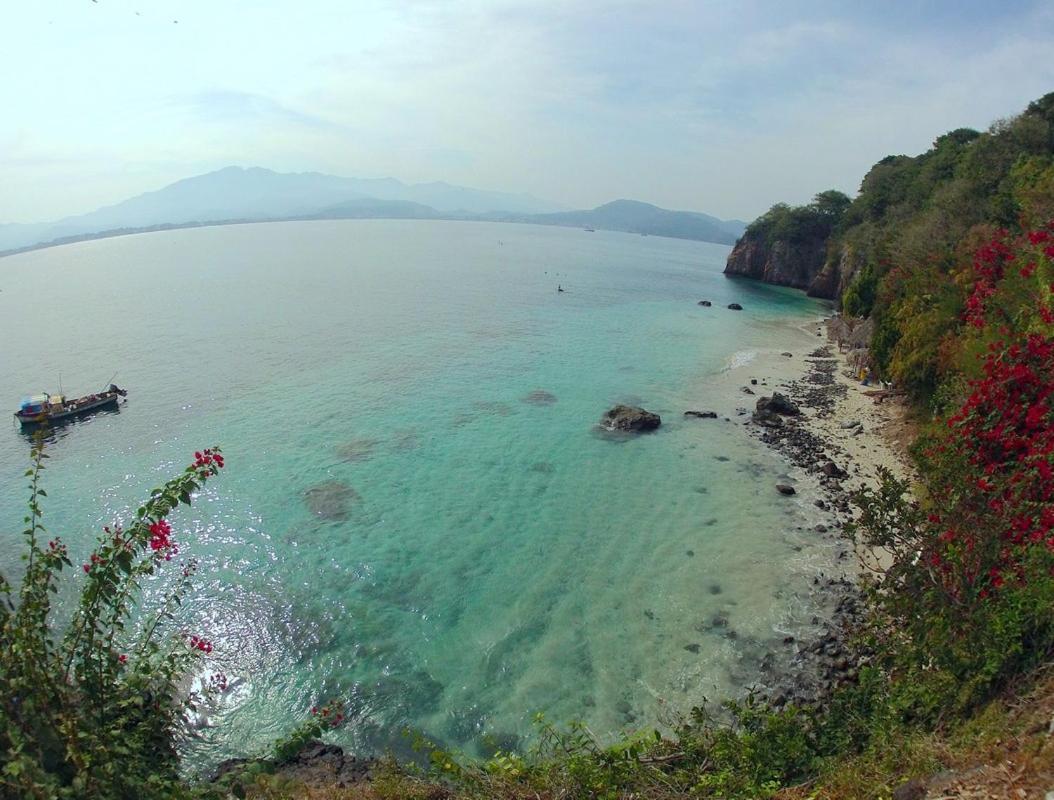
[
  {"xmin": 821, "ymin": 460, "xmax": 847, "ymax": 479},
  {"xmin": 756, "ymin": 392, "xmax": 801, "ymax": 416},
  {"xmin": 776, "ymin": 484, "xmax": 797, "ymax": 495},
  {"xmin": 684, "ymin": 410, "xmax": 718, "ymax": 419},
  {"xmin": 214, "ymin": 740, "xmax": 373, "ymax": 790},
  {"xmin": 599, "ymin": 404, "xmax": 661, "ymax": 432}
]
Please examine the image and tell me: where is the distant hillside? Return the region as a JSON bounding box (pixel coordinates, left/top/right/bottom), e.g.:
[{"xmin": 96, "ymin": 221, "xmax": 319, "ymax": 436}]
[
  {"xmin": 524, "ymin": 199, "xmax": 746, "ymax": 244},
  {"xmin": 0, "ymin": 167, "xmax": 565, "ymax": 253},
  {"xmin": 0, "ymin": 174, "xmax": 746, "ymax": 256}
]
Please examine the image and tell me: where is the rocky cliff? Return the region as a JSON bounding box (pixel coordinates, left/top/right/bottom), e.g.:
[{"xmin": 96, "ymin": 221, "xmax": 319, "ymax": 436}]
[{"xmin": 723, "ymin": 231, "xmax": 835, "ymax": 299}]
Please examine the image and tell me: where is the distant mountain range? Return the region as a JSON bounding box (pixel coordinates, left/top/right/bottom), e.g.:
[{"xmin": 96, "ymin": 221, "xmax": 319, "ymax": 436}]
[
  {"xmin": 0, "ymin": 167, "xmax": 746, "ymax": 255},
  {"xmin": 516, "ymin": 199, "xmax": 746, "ymax": 244}
]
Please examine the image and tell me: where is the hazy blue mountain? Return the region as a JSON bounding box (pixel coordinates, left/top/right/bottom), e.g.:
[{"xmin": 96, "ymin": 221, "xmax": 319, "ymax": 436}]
[
  {"xmin": 522, "ymin": 199, "xmax": 747, "ymax": 244},
  {"xmin": 0, "ymin": 167, "xmax": 565, "ymax": 252},
  {"xmin": 0, "ymin": 170, "xmax": 745, "ymax": 254},
  {"xmin": 306, "ymin": 198, "xmax": 440, "ymax": 219}
]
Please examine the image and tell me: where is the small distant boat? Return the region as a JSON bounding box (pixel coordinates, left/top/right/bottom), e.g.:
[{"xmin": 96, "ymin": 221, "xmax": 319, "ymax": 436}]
[
  {"xmin": 15, "ymin": 384, "xmax": 128, "ymax": 427},
  {"xmin": 583, "ymin": 226, "xmax": 595, "ymax": 232}
]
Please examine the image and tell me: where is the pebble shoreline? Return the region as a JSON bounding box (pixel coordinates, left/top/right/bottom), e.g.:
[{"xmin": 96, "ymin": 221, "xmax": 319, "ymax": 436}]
[{"xmin": 743, "ymin": 338, "xmax": 905, "ymax": 710}]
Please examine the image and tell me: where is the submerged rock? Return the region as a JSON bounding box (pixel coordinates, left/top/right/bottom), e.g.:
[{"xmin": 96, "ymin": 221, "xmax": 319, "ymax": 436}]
[
  {"xmin": 303, "ymin": 480, "xmax": 359, "ymax": 521},
  {"xmin": 599, "ymin": 404, "xmax": 661, "ymax": 433},
  {"xmin": 776, "ymin": 484, "xmax": 797, "ymax": 496},
  {"xmin": 522, "ymin": 390, "xmax": 558, "ymax": 406},
  {"xmin": 336, "ymin": 438, "xmax": 380, "ymax": 462},
  {"xmin": 684, "ymin": 410, "xmax": 718, "ymax": 419},
  {"xmin": 697, "ymin": 300, "xmax": 712, "ymax": 307},
  {"xmin": 473, "ymin": 401, "xmax": 514, "ymax": 416},
  {"xmin": 727, "ymin": 303, "xmax": 743, "ymax": 310}
]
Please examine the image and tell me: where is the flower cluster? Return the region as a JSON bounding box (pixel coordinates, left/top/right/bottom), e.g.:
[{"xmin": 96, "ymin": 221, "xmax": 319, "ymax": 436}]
[
  {"xmin": 187, "ymin": 635, "xmax": 213, "ymax": 654},
  {"xmin": 924, "ymin": 223, "xmax": 1054, "ymax": 598},
  {"xmin": 44, "ymin": 537, "xmax": 69, "ymax": 567},
  {"xmin": 309, "ymin": 699, "xmax": 347, "ymax": 729},
  {"xmin": 193, "ymin": 448, "xmax": 225, "ymax": 477},
  {"xmin": 148, "ymin": 518, "xmax": 178, "ymax": 560},
  {"xmin": 963, "ymin": 230, "xmax": 1013, "ymax": 329},
  {"xmin": 82, "ymin": 553, "xmax": 104, "ymax": 573}
]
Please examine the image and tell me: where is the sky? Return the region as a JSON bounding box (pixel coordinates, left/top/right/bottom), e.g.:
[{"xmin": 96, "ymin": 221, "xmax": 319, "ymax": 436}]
[{"xmin": 2, "ymin": 0, "xmax": 1054, "ymax": 224}]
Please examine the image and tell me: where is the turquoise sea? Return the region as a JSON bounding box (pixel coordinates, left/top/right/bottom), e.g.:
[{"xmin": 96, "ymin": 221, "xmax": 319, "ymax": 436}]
[{"xmin": 0, "ymin": 220, "xmax": 832, "ymax": 765}]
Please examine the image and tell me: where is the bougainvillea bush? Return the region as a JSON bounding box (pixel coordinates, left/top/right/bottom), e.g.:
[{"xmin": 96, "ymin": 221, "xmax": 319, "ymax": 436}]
[
  {"xmin": 852, "ymin": 222, "xmax": 1054, "ymax": 712},
  {"xmin": 0, "ymin": 446, "xmax": 226, "ymax": 799}
]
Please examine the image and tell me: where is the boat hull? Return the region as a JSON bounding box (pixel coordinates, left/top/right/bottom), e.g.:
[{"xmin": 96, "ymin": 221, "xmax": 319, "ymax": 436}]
[{"xmin": 15, "ymin": 393, "xmax": 121, "ymax": 427}]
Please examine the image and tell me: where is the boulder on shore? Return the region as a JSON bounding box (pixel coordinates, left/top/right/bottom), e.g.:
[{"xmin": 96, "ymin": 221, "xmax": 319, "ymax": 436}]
[
  {"xmin": 755, "ymin": 392, "xmax": 800, "ymax": 416},
  {"xmin": 752, "ymin": 410, "xmax": 783, "ymax": 427},
  {"xmin": 684, "ymin": 410, "xmax": 718, "ymax": 419},
  {"xmin": 600, "ymin": 404, "xmax": 661, "ymax": 433},
  {"xmin": 821, "ymin": 460, "xmax": 847, "ymax": 479},
  {"xmin": 727, "ymin": 303, "xmax": 743, "ymax": 310}
]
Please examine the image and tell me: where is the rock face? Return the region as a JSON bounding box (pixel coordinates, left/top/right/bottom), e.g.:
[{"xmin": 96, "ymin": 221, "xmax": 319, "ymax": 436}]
[
  {"xmin": 723, "ymin": 230, "xmax": 834, "ymax": 299},
  {"xmin": 213, "ymin": 740, "xmax": 373, "ymax": 790},
  {"xmin": 600, "ymin": 404, "xmax": 661, "ymax": 432}
]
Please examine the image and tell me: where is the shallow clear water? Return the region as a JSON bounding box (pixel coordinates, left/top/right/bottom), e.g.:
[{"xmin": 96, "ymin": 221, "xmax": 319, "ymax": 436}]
[{"xmin": 0, "ymin": 219, "xmax": 831, "ymax": 764}]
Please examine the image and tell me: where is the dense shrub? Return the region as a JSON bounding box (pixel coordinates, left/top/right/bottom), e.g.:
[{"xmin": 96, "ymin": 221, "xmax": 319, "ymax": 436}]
[
  {"xmin": 0, "ymin": 446, "xmax": 227, "ymax": 798},
  {"xmin": 851, "ymin": 223, "xmax": 1054, "ymax": 711}
]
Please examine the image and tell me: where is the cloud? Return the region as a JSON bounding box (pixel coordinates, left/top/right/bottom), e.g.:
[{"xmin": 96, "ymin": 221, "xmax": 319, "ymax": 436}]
[
  {"xmin": 176, "ymin": 89, "xmax": 348, "ymax": 133},
  {"xmin": 1, "ymin": 0, "xmax": 1053, "ymax": 222}
]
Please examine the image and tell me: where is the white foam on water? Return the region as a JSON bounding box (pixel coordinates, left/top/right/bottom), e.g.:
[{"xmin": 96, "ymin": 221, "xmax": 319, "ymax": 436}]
[{"xmin": 724, "ymin": 349, "xmax": 758, "ymax": 370}]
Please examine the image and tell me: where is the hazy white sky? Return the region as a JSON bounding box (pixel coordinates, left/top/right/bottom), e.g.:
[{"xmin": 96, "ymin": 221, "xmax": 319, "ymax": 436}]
[{"xmin": 3, "ymin": 0, "xmax": 1054, "ymax": 223}]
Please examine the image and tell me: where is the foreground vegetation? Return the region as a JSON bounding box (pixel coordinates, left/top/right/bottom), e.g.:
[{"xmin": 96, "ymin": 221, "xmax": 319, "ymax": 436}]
[{"xmin": 4, "ymin": 95, "xmax": 1054, "ymax": 800}]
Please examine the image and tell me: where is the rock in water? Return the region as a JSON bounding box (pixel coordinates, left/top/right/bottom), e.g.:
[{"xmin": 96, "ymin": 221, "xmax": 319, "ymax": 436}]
[
  {"xmin": 776, "ymin": 484, "xmax": 797, "ymax": 496},
  {"xmin": 727, "ymin": 303, "xmax": 743, "ymax": 310},
  {"xmin": 684, "ymin": 410, "xmax": 718, "ymax": 419},
  {"xmin": 303, "ymin": 481, "xmax": 359, "ymax": 521},
  {"xmin": 755, "ymin": 392, "xmax": 800, "ymax": 416},
  {"xmin": 599, "ymin": 404, "xmax": 661, "ymax": 432},
  {"xmin": 522, "ymin": 389, "xmax": 558, "ymax": 406},
  {"xmin": 697, "ymin": 300, "xmax": 712, "ymax": 307},
  {"xmin": 336, "ymin": 438, "xmax": 379, "ymax": 462}
]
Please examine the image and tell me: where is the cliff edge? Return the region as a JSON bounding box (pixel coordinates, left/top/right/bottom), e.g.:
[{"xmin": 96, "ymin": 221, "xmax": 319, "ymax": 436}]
[{"xmin": 722, "ymin": 191, "xmax": 851, "ymax": 300}]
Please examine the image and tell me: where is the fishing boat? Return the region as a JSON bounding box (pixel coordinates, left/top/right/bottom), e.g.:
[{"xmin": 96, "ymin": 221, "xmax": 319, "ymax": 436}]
[{"xmin": 15, "ymin": 384, "xmax": 128, "ymax": 427}]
